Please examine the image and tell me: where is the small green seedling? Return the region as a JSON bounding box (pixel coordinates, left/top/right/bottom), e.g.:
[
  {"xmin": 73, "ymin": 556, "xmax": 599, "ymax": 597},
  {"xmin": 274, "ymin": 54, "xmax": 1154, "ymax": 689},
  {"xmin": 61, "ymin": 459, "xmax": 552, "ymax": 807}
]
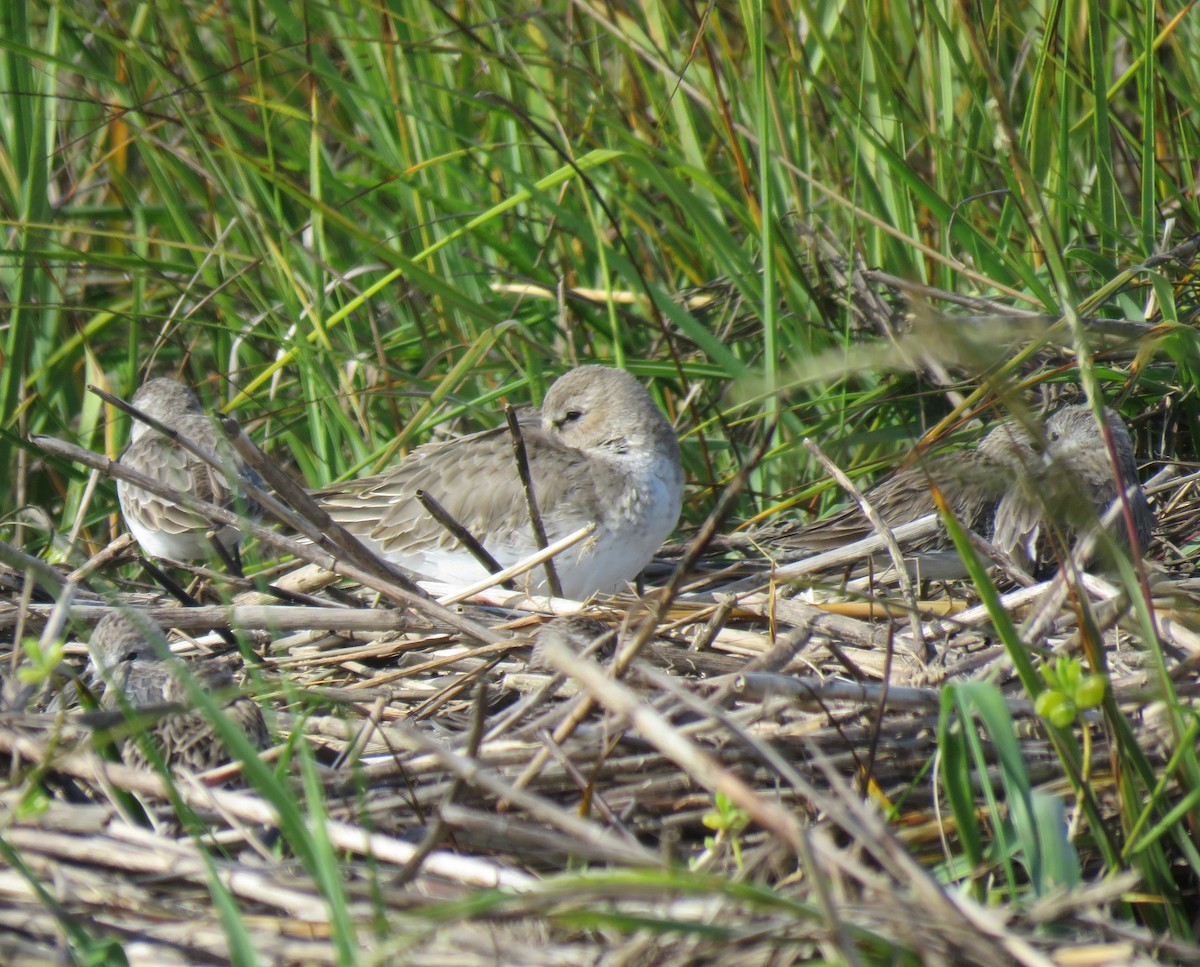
[
  {"xmin": 1034, "ymin": 656, "xmax": 1107, "ymax": 728},
  {"xmin": 17, "ymin": 635, "xmax": 67, "ymax": 687},
  {"xmin": 699, "ymin": 791, "xmax": 751, "ymax": 870}
]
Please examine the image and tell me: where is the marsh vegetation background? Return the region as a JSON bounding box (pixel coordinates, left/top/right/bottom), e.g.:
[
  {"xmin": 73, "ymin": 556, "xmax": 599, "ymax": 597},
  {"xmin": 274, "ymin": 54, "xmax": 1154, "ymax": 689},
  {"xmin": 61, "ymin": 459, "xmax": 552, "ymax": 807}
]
[{"xmin": 2, "ymin": 2, "xmax": 1200, "ymax": 964}]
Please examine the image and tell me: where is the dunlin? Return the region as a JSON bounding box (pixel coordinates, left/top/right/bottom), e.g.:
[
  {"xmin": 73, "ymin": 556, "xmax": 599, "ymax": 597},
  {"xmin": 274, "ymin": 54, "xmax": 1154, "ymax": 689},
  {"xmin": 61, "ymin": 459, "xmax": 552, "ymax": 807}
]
[
  {"xmin": 317, "ymin": 366, "xmax": 684, "ymax": 598},
  {"xmin": 766, "ymin": 404, "xmax": 1152, "ymax": 575},
  {"xmin": 116, "ymin": 377, "xmax": 261, "ymax": 562},
  {"xmin": 766, "ymin": 417, "xmax": 1038, "ymax": 556},
  {"xmin": 993, "ymin": 405, "xmax": 1153, "ymax": 572},
  {"xmin": 87, "ymin": 611, "xmax": 268, "ymax": 773}
]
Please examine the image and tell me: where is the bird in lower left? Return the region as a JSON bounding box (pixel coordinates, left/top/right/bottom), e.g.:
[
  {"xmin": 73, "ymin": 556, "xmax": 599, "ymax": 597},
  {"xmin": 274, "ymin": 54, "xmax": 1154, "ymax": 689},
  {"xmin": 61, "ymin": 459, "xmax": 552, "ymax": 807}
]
[{"xmin": 86, "ymin": 610, "xmax": 268, "ymax": 774}]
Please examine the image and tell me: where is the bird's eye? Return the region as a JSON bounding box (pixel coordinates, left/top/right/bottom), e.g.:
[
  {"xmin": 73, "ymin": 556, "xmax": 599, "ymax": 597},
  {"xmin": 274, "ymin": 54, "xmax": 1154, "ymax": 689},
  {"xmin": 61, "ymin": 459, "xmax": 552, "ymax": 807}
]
[{"xmin": 562, "ymin": 409, "xmax": 583, "ymax": 424}]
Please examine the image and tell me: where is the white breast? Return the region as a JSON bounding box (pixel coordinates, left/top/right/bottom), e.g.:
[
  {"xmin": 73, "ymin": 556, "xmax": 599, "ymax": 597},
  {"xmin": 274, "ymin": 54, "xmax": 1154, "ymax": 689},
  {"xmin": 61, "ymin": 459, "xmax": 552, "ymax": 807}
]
[{"xmin": 372, "ymin": 447, "xmax": 683, "ymax": 599}]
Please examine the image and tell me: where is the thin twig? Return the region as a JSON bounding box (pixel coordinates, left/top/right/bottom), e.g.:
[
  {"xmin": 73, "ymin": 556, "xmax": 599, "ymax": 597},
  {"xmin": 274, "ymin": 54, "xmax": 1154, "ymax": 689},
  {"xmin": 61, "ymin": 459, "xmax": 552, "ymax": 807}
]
[
  {"xmin": 803, "ymin": 437, "xmax": 928, "ymax": 661},
  {"xmin": 415, "ymin": 489, "xmax": 507, "ymax": 579},
  {"xmin": 0, "ymin": 540, "xmax": 67, "ymax": 596},
  {"xmin": 435, "ymin": 523, "xmax": 595, "ymax": 605},
  {"xmin": 504, "ymin": 404, "xmax": 562, "ymax": 598},
  {"xmin": 216, "ymin": 414, "xmax": 428, "ymax": 595},
  {"xmin": 734, "ymin": 672, "xmax": 1036, "ymax": 715}
]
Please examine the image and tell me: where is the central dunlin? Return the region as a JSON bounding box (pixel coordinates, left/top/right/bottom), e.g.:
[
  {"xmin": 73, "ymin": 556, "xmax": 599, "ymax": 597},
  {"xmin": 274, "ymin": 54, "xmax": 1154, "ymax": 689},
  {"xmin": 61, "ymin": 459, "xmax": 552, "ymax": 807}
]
[{"xmin": 317, "ymin": 366, "xmax": 684, "ymax": 599}]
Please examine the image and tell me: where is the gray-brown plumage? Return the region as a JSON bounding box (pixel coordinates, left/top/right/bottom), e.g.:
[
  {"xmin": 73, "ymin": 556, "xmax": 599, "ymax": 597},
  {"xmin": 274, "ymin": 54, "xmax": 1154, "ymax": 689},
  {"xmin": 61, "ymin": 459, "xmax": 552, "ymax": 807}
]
[
  {"xmin": 992, "ymin": 405, "xmax": 1153, "ymax": 572},
  {"xmin": 765, "ymin": 404, "xmax": 1153, "ymax": 576},
  {"xmin": 317, "ymin": 366, "xmax": 684, "ymax": 598},
  {"xmin": 529, "ymin": 615, "xmax": 616, "ymax": 670},
  {"xmin": 87, "ymin": 611, "xmax": 268, "ymax": 774},
  {"xmin": 116, "ymin": 377, "xmax": 262, "ymax": 562},
  {"xmin": 765, "ymin": 418, "xmax": 1039, "ymax": 555}
]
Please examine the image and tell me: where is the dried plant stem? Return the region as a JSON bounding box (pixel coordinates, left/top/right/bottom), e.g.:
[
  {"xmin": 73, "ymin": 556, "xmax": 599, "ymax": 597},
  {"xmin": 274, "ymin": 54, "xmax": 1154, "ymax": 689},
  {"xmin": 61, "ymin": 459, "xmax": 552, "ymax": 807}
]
[{"xmin": 504, "ymin": 405, "xmax": 563, "ymax": 598}]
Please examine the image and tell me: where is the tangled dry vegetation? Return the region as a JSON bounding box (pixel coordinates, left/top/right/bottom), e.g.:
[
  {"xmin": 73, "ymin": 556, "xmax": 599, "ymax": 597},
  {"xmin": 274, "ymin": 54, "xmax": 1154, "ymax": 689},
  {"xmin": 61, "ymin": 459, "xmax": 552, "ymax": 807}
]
[{"xmin": 4, "ymin": 406, "xmax": 1200, "ymax": 965}]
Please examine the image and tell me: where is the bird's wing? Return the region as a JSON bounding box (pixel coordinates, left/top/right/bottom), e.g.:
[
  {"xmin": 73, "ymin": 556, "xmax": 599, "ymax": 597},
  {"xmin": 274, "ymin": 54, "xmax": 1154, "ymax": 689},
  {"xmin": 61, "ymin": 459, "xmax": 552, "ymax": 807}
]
[{"xmin": 319, "ymin": 423, "xmax": 614, "ymax": 558}]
